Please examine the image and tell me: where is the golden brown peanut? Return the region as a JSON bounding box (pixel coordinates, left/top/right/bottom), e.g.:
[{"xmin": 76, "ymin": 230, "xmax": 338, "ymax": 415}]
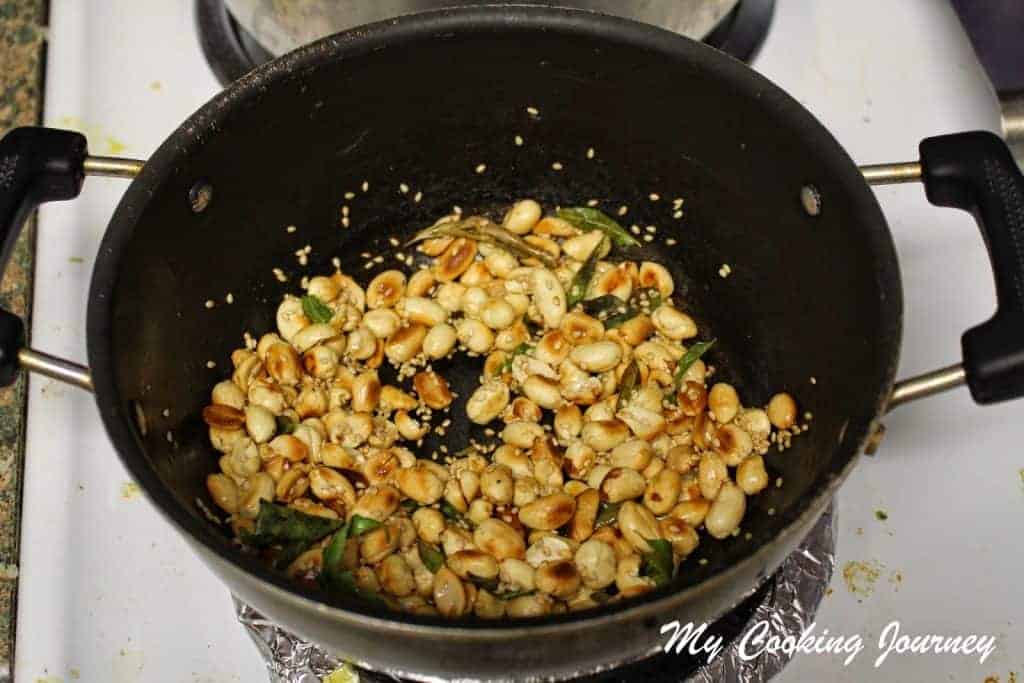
[
  {"xmin": 432, "ymin": 567, "xmax": 468, "ymax": 617},
  {"xmin": 666, "ymin": 444, "xmax": 699, "ymax": 474},
  {"xmin": 351, "ymin": 485, "xmax": 401, "ymax": 521},
  {"xmin": 501, "ymin": 421, "xmax": 545, "ymax": 448},
  {"xmin": 401, "ymin": 297, "xmax": 448, "ymax": 326},
  {"xmin": 559, "ymin": 360, "xmax": 603, "ymax": 405},
  {"xmin": 360, "ymin": 523, "xmax": 401, "ymax": 563},
  {"xmin": 518, "ymin": 375, "xmax": 559, "ymax": 410},
  {"xmin": 493, "ymin": 445, "xmax": 532, "ymax": 479},
  {"xmin": 570, "ymin": 341, "xmax": 622, "ymax": 373},
  {"xmin": 422, "ymin": 323, "xmax": 458, "ymax": 359},
  {"xmin": 523, "ymin": 234, "xmax": 560, "ymax": 260},
  {"xmin": 672, "ymin": 499, "xmax": 711, "ymax": 527},
  {"xmin": 231, "ymin": 353, "xmax": 264, "ymax": 394},
  {"xmin": 503, "ymin": 199, "xmax": 543, "ymax": 234},
  {"xmin": 203, "ymin": 404, "xmax": 245, "ymax": 430},
  {"xmin": 651, "ymin": 305, "xmax": 697, "ymax": 341},
  {"xmin": 616, "ymin": 554, "xmax": 655, "ymax": 597},
  {"xmin": 480, "ymin": 464, "xmax": 515, "ymax": 505},
  {"xmin": 346, "ymin": 371, "xmax": 379, "ymax": 413},
  {"xmin": 644, "ymin": 469, "xmax": 681, "ymax": 516},
  {"xmin": 580, "ymin": 419, "xmax": 630, "ymax": 452},
  {"xmin": 767, "ymin": 392, "xmax": 798, "ymax": 429},
  {"xmin": 590, "ymin": 264, "xmax": 633, "ymax": 301},
  {"xmin": 377, "ymin": 554, "xmax": 416, "ymax": 597},
  {"xmin": 419, "ymin": 235, "xmax": 453, "ymax": 257},
  {"xmin": 394, "ymin": 410, "xmax": 429, "ymax": 441},
  {"xmin": 276, "ymin": 298, "xmax": 309, "ymax": 342},
  {"xmin": 616, "ymin": 314, "xmax": 654, "ymax": 347},
  {"xmin": 708, "ymin": 383, "xmax": 740, "ymax": 424},
  {"xmin": 554, "ymin": 404, "xmax": 583, "ymax": 442},
  {"xmin": 413, "ymin": 371, "xmax": 453, "ymax": 410},
  {"xmin": 367, "ymin": 270, "xmax": 406, "ymax": 309},
  {"xmin": 406, "ymin": 269, "xmax": 436, "ymax": 298},
  {"xmin": 616, "ymin": 404, "xmax": 666, "ymax": 441},
  {"xmin": 434, "ymin": 281, "xmax": 466, "ymax": 312},
  {"xmin": 206, "ymin": 473, "xmax": 238, "ymax": 514},
  {"xmin": 660, "ymin": 517, "xmax": 699, "ymax": 556},
  {"xmin": 244, "ymin": 405, "xmax": 276, "ymax": 443},
  {"xmin": 569, "ymin": 488, "xmax": 600, "ymax": 542},
  {"xmin": 505, "ymin": 593, "xmax": 553, "ymax": 618},
  {"xmin": 600, "ymin": 467, "xmax": 647, "ymax": 503},
  {"xmin": 467, "ymin": 498, "xmax": 495, "ymax": 525},
  {"xmin": 513, "ymin": 476, "xmax": 540, "ymax": 509},
  {"xmin": 637, "ymin": 262, "xmax": 674, "ymax": 297},
  {"xmin": 573, "ymin": 540, "xmax": 615, "ymax": 593},
  {"xmin": 474, "ymin": 589, "xmax": 506, "ymax": 619},
  {"xmin": 480, "ymin": 298, "xmax": 517, "ymax": 330},
  {"xmin": 705, "ymin": 482, "xmax": 746, "ymax": 539},
  {"xmin": 436, "ymin": 238, "xmax": 477, "ymax": 282},
  {"xmin": 362, "ymin": 309, "xmax": 401, "ymax": 339},
  {"xmin": 412, "ymin": 508, "xmax": 445, "ymax": 544},
  {"xmin": 385, "ymin": 323, "xmax": 427, "ymax": 363},
  {"xmin": 715, "ymin": 423, "xmax": 754, "ymax": 466},
  {"xmin": 286, "ymin": 545, "xmax": 324, "ymax": 578},
  {"xmin": 617, "ymin": 501, "xmax": 663, "ymax": 553},
  {"xmin": 698, "ymin": 452, "xmax": 728, "ymax": 501},
  {"xmin": 609, "ymin": 439, "xmax": 654, "ymax": 471},
  {"xmin": 275, "ymin": 466, "xmax": 310, "ymax": 502},
  {"xmin": 506, "ymin": 397, "xmax": 543, "ymax": 423},
  {"xmin": 474, "ymin": 518, "xmax": 526, "ymax": 560},
  {"xmin": 308, "ymin": 466, "xmax": 357, "ymax": 507},
  {"xmin": 238, "ymin": 472, "xmax": 275, "ymax": 519},
  {"xmin": 484, "ymin": 248, "xmax": 519, "ymax": 279},
  {"xmin": 265, "ymin": 342, "xmax": 302, "ymax": 386},
  {"xmin": 518, "ymin": 493, "xmax": 576, "ymax": 530},
  {"xmin": 642, "ymin": 455, "xmax": 666, "ymax": 480},
  {"xmin": 346, "ymin": 327, "xmax": 377, "ymax": 361},
  {"xmin": 396, "ymin": 464, "xmax": 445, "ymax": 504},
  {"xmin": 466, "ymin": 380, "xmax": 510, "ymax": 425},
  {"xmin": 455, "ymin": 318, "xmax": 494, "ymax": 355},
  {"xmin": 292, "ymin": 323, "xmax": 338, "ymax": 353},
  {"xmin": 560, "ymin": 312, "xmax": 605, "ymax": 346},
  {"xmin": 268, "ymin": 434, "xmax": 308, "ymax": 463},
  {"xmin": 535, "ymin": 331, "xmax": 571, "ymax": 367},
  {"xmin": 441, "ymin": 526, "xmax": 476, "ymax": 557},
  {"xmin": 735, "ymin": 408, "xmax": 772, "ymax": 440},
  {"xmin": 211, "ymin": 381, "xmax": 246, "ymax": 410},
  {"xmin": 294, "ymin": 385, "xmax": 328, "ymax": 419},
  {"xmin": 525, "ymin": 535, "xmax": 575, "ymax": 567},
  {"xmin": 536, "ymin": 560, "xmax": 581, "ymax": 599},
  {"xmin": 736, "ymin": 454, "xmax": 769, "ymax": 495},
  {"xmin": 303, "ymin": 345, "xmax": 339, "ymax": 379},
  {"xmin": 531, "ymin": 268, "xmax": 567, "ymax": 328},
  {"xmin": 447, "ymin": 550, "xmax": 500, "ymax": 581},
  {"xmin": 364, "ymin": 448, "xmax": 401, "ymax": 485},
  {"xmin": 563, "ymin": 441, "xmax": 596, "ymax": 479}
]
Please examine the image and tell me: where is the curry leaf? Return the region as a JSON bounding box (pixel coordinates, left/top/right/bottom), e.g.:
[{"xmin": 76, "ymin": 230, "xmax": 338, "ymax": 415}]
[
  {"xmin": 240, "ymin": 500, "xmax": 343, "ymax": 570},
  {"xmin": 500, "ymin": 343, "xmax": 534, "ymax": 373},
  {"xmin": 641, "ymin": 538, "xmax": 674, "ymax": 587},
  {"xmin": 668, "ymin": 339, "xmax": 717, "ymax": 403},
  {"xmin": 349, "ymin": 515, "xmax": 382, "ymax": 537},
  {"xmin": 594, "ymin": 501, "xmax": 621, "ymax": 529},
  {"xmin": 417, "ymin": 540, "xmax": 445, "ymax": 573},
  {"xmin": 567, "ymin": 236, "xmax": 609, "ymax": 308},
  {"xmin": 301, "ymin": 294, "xmax": 334, "ymax": 324},
  {"xmin": 616, "ymin": 360, "xmax": 641, "ymax": 412},
  {"xmin": 494, "ymin": 588, "xmax": 536, "ymax": 600},
  {"xmin": 555, "ymin": 207, "xmax": 641, "ymax": 247},
  {"xmin": 275, "ymin": 415, "xmax": 297, "ymax": 434}
]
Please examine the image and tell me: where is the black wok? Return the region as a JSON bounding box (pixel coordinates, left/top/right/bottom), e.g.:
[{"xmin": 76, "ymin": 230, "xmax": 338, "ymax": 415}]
[{"xmin": 1, "ymin": 7, "xmax": 1022, "ymax": 681}]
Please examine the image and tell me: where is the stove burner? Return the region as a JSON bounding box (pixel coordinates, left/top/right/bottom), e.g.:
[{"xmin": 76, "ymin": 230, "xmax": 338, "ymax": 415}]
[{"xmin": 195, "ymin": 0, "xmax": 775, "ymax": 86}]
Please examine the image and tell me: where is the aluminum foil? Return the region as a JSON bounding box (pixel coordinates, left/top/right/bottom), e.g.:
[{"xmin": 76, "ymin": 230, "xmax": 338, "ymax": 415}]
[{"xmin": 235, "ymin": 504, "xmax": 836, "ymax": 683}]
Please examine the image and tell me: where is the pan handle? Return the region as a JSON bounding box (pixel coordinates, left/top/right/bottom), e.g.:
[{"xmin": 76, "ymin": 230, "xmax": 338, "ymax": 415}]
[
  {"xmin": 863, "ymin": 131, "xmax": 1024, "ymax": 409},
  {"xmin": 0, "ymin": 126, "xmax": 145, "ymax": 392}
]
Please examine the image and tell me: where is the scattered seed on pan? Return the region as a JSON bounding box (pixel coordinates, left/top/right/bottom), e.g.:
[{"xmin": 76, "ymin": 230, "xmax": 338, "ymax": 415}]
[
  {"xmin": 643, "ymin": 235, "xmax": 654, "ymax": 243},
  {"xmin": 810, "ymin": 376, "xmax": 817, "ymax": 384},
  {"xmin": 332, "ymin": 257, "xmax": 341, "ymax": 269},
  {"xmin": 344, "ymin": 191, "xmax": 355, "ymax": 200},
  {"xmin": 205, "ymin": 360, "xmax": 216, "ymax": 369},
  {"xmin": 286, "ymin": 225, "xmax": 297, "ymax": 233},
  {"xmin": 162, "ymin": 408, "xmax": 171, "ymax": 418},
  {"xmin": 587, "ymin": 199, "xmax": 599, "ymax": 207},
  {"xmin": 718, "ymin": 264, "xmax": 732, "ymax": 278},
  {"xmin": 342, "ymin": 217, "xmax": 350, "ymax": 228},
  {"xmin": 673, "ymin": 198, "xmax": 684, "ymax": 209},
  {"xmin": 665, "ymin": 238, "xmax": 677, "ymax": 246},
  {"xmin": 617, "ymin": 205, "xmax": 629, "ymax": 216},
  {"xmin": 225, "ymin": 293, "xmax": 234, "ymax": 304},
  {"xmin": 586, "ymin": 147, "xmax": 595, "ymax": 159},
  {"xmin": 388, "ymin": 237, "xmax": 400, "ymax": 247},
  {"xmin": 373, "ymin": 256, "xmax": 384, "ymax": 263},
  {"xmin": 272, "ymin": 268, "xmax": 287, "ymax": 282},
  {"xmin": 649, "ymin": 193, "xmax": 660, "ymax": 201},
  {"xmin": 645, "ymin": 225, "xmax": 657, "ymax": 234},
  {"xmin": 400, "ymin": 183, "xmax": 410, "ymax": 194},
  {"xmin": 630, "ymin": 225, "xmax": 641, "ymax": 235},
  {"xmin": 551, "ymin": 162, "xmax": 563, "ymax": 171},
  {"xmin": 453, "ymin": 205, "xmax": 463, "ymax": 215},
  {"xmin": 673, "ymin": 210, "xmax": 683, "ymax": 219},
  {"xmin": 526, "ymin": 106, "xmax": 540, "ymax": 116},
  {"xmin": 414, "ymin": 191, "xmax": 423, "ymax": 203},
  {"xmin": 475, "ymin": 164, "xmax": 487, "ymax": 174},
  {"xmin": 514, "ymin": 135, "xmax": 524, "ymax": 146},
  {"xmin": 361, "ymin": 180, "xmax": 370, "ymax": 192},
  {"xmin": 204, "ymin": 300, "xmax": 215, "ymax": 309}
]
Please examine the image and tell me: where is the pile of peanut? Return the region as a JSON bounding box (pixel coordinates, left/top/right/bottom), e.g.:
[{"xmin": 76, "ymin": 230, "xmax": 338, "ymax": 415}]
[{"xmin": 202, "ymin": 199, "xmax": 802, "ymax": 618}]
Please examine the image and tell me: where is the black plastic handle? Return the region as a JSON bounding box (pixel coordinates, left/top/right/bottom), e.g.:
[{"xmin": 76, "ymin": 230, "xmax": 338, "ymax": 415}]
[
  {"xmin": 0, "ymin": 127, "xmax": 88, "ymax": 385},
  {"xmin": 920, "ymin": 131, "xmax": 1024, "ymax": 404}
]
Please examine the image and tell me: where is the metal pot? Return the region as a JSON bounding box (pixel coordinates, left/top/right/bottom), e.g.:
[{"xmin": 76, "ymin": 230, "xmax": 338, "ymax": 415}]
[
  {"xmin": 221, "ymin": 0, "xmax": 741, "ymax": 56},
  {"xmin": 2, "ymin": 7, "xmax": 1022, "ymax": 681}
]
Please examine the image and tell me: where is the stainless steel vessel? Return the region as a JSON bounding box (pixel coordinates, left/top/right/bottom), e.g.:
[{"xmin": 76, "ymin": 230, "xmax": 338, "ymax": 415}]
[{"xmin": 222, "ymin": 0, "xmax": 740, "ymax": 55}]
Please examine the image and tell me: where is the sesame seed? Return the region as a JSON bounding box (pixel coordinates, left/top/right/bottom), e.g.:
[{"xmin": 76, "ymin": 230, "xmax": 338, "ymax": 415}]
[
  {"xmin": 332, "ymin": 257, "xmax": 341, "ymax": 269},
  {"xmin": 373, "ymin": 256, "xmax": 384, "ymax": 263},
  {"xmin": 586, "ymin": 147, "xmax": 595, "ymax": 159},
  {"xmin": 630, "ymin": 225, "xmax": 641, "ymax": 235},
  {"xmin": 810, "ymin": 376, "xmax": 817, "ymax": 384},
  {"xmin": 225, "ymin": 293, "xmax": 234, "ymax": 304},
  {"xmin": 205, "ymin": 360, "xmax": 215, "ymax": 369},
  {"xmin": 665, "ymin": 238, "xmax": 677, "ymax": 246},
  {"xmin": 344, "ymin": 191, "xmax": 355, "ymax": 200},
  {"xmin": 399, "ymin": 183, "xmax": 409, "ymax": 194},
  {"xmin": 643, "ymin": 234, "xmax": 654, "ymax": 242},
  {"xmin": 342, "ymin": 217, "xmax": 350, "ymax": 228},
  {"xmin": 526, "ymin": 106, "xmax": 540, "ymax": 116},
  {"xmin": 718, "ymin": 264, "xmax": 732, "ymax": 278},
  {"xmin": 673, "ymin": 198, "xmax": 684, "ymax": 209},
  {"xmin": 414, "ymin": 191, "xmax": 423, "ymax": 203},
  {"xmin": 286, "ymin": 225, "xmax": 297, "ymax": 233},
  {"xmin": 514, "ymin": 135, "xmax": 524, "ymax": 146},
  {"xmin": 617, "ymin": 205, "xmax": 628, "ymax": 216},
  {"xmin": 360, "ymin": 252, "xmax": 372, "ymax": 258},
  {"xmin": 649, "ymin": 193, "xmax": 660, "ymax": 201},
  {"xmin": 551, "ymin": 162, "xmax": 563, "ymax": 171},
  {"xmin": 364, "ymin": 262, "xmax": 374, "ymax": 270},
  {"xmin": 388, "ymin": 237, "xmax": 400, "ymax": 247},
  {"xmin": 342, "ymin": 205, "xmax": 350, "ymax": 216},
  {"xmin": 645, "ymin": 225, "xmax": 656, "ymax": 234},
  {"xmin": 272, "ymin": 268, "xmax": 287, "ymax": 282},
  {"xmin": 204, "ymin": 299, "xmax": 215, "ymax": 309},
  {"xmin": 475, "ymin": 164, "xmax": 487, "ymax": 174},
  {"xmin": 587, "ymin": 199, "xmax": 599, "ymax": 207},
  {"xmin": 453, "ymin": 205, "xmax": 463, "ymax": 215}
]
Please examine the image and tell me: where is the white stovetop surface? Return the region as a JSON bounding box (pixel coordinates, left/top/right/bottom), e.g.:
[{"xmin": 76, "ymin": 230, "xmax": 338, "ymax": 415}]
[{"xmin": 15, "ymin": 0, "xmax": 1023, "ymax": 681}]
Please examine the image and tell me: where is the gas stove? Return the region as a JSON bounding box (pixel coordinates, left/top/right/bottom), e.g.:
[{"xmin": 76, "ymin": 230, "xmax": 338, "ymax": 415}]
[{"xmin": 15, "ymin": 1, "xmax": 1022, "ymax": 682}]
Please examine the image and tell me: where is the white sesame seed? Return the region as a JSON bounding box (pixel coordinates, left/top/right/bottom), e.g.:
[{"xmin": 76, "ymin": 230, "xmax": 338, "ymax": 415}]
[
  {"xmin": 475, "ymin": 164, "xmax": 486, "ymax": 174},
  {"xmin": 342, "ymin": 217, "xmax": 350, "ymax": 228},
  {"xmin": 643, "ymin": 234, "xmax": 654, "ymax": 242},
  {"xmin": 331, "ymin": 257, "xmax": 341, "ymax": 269},
  {"xmin": 204, "ymin": 299, "xmax": 215, "ymax": 309},
  {"xmin": 273, "ymin": 268, "xmax": 287, "ymax": 282},
  {"xmin": 388, "ymin": 237, "xmax": 400, "ymax": 247},
  {"xmin": 286, "ymin": 225, "xmax": 297, "ymax": 233},
  {"xmin": 162, "ymin": 408, "xmax": 170, "ymax": 417},
  {"xmin": 453, "ymin": 205, "xmax": 463, "ymax": 215},
  {"xmin": 361, "ymin": 180, "xmax": 370, "ymax": 192},
  {"xmin": 360, "ymin": 252, "xmax": 372, "ymax": 258},
  {"xmin": 587, "ymin": 199, "xmax": 599, "ymax": 207},
  {"xmin": 718, "ymin": 264, "xmax": 732, "ymax": 278},
  {"xmin": 526, "ymin": 106, "xmax": 540, "ymax": 116},
  {"xmin": 645, "ymin": 225, "xmax": 656, "ymax": 234},
  {"xmin": 665, "ymin": 238, "xmax": 677, "ymax": 246},
  {"xmin": 399, "ymin": 183, "xmax": 409, "ymax": 194},
  {"xmin": 373, "ymin": 256, "xmax": 384, "ymax": 263},
  {"xmin": 344, "ymin": 191, "xmax": 355, "ymax": 200},
  {"xmin": 630, "ymin": 225, "xmax": 641, "ymax": 235},
  {"xmin": 414, "ymin": 191, "xmax": 423, "ymax": 203},
  {"xmin": 586, "ymin": 147, "xmax": 595, "ymax": 159},
  {"xmin": 551, "ymin": 162, "xmax": 563, "ymax": 171},
  {"xmin": 649, "ymin": 193, "xmax": 660, "ymax": 201},
  {"xmin": 514, "ymin": 135, "xmax": 524, "ymax": 146},
  {"xmin": 673, "ymin": 210, "xmax": 683, "ymax": 219},
  {"xmin": 205, "ymin": 360, "xmax": 215, "ymax": 369},
  {"xmin": 617, "ymin": 205, "xmax": 628, "ymax": 216},
  {"xmin": 342, "ymin": 205, "xmax": 350, "ymax": 216},
  {"xmin": 225, "ymin": 293, "xmax": 234, "ymax": 304},
  {"xmin": 810, "ymin": 376, "xmax": 817, "ymax": 384},
  {"xmin": 364, "ymin": 262, "xmax": 374, "ymax": 270}
]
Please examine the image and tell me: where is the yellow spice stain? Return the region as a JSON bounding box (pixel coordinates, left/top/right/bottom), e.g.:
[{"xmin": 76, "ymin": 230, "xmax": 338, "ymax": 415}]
[
  {"xmin": 120, "ymin": 481, "xmax": 141, "ymax": 500},
  {"xmin": 69, "ymin": 670, "xmax": 80, "ymax": 680},
  {"xmin": 56, "ymin": 116, "xmax": 130, "ymax": 155},
  {"xmin": 35, "ymin": 677, "xmax": 62, "ymax": 683},
  {"xmin": 149, "ymin": 80, "xmax": 162, "ymax": 91},
  {"xmin": 323, "ymin": 663, "xmax": 360, "ymax": 683},
  {"xmin": 842, "ymin": 559, "xmax": 883, "ymax": 598}
]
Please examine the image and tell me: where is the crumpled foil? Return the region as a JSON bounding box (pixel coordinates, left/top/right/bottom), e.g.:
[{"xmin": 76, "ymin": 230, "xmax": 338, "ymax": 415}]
[{"xmin": 235, "ymin": 504, "xmax": 836, "ymax": 683}]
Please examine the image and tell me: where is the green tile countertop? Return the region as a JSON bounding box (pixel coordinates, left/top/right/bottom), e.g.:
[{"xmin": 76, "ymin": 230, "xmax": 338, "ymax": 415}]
[{"xmin": 0, "ymin": 0, "xmax": 46, "ymax": 675}]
